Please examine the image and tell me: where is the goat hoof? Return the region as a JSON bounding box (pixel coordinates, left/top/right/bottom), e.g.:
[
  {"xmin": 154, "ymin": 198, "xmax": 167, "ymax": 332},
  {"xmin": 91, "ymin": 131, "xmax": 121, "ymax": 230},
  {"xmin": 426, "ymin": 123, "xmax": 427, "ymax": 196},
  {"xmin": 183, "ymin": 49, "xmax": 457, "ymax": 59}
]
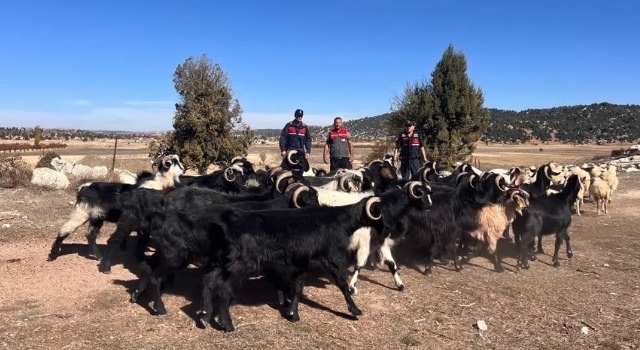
[
  {"xmin": 495, "ymin": 266, "xmax": 505, "ymax": 273},
  {"xmin": 423, "ymin": 269, "xmax": 432, "ymax": 276},
  {"xmin": 286, "ymin": 312, "xmax": 300, "ymax": 323},
  {"xmin": 154, "ymin": 305, "xmax": 167, "ymax": 316},
  {"xmin": 221, "ymin": 324, "xmax": 235, "ymax": 332},
  {"xmin": 397, "ymin": 284, "xmax": 406, "ymax": 292},
  {"xmin": 198, "ymin": 317, "xmax": 210, "ymax": 329},
  {"xmin": 130, "ymin": 291, "xmax": 139, "ymax": 303},
  {"xmin": 567, "ymin": 251, "xmax": 574, "ymax": 259},
  {"xmin": 553, "ymin": 261, "xmax": 561, "ymax": 268},
  {"xmin": 351, "ymin": 309, "xmax": 363, "ymax": 319},
  {"xmin": 98, "ymin": 263, "xmax": 111, "ymax": 274},
  {"xmin": 349, "ymin": 287, "xmax": 359, "ymax": 296},
  {"xmin": 47, "ymin": 255, "xmax": 57, "ymax": 262}
]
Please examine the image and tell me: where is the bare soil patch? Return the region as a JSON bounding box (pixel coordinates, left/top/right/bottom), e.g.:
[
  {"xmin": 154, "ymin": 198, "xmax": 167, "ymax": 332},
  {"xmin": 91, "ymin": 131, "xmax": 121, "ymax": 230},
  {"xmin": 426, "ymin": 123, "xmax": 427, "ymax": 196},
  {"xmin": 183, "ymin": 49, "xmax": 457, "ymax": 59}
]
[{"xmin": 0, "ymin": 146, "xmax": 638, "ymax": 349}]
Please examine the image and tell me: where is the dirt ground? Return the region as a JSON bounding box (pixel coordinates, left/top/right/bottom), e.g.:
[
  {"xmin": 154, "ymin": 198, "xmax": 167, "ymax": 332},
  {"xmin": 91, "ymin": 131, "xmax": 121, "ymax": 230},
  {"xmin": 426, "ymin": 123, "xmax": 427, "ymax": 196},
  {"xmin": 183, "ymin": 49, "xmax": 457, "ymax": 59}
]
[{"xmin": 1, "ymin": 145, "xmax": 639, "ymax": 350}]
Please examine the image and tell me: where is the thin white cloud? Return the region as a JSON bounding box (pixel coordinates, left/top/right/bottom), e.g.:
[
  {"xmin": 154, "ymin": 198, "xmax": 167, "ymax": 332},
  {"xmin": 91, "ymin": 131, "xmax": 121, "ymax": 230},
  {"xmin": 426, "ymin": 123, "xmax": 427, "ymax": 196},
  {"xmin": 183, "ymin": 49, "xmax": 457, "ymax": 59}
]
[
  {"xmin": 123, "ymin": 100, "xmax": 174, "ymax": 106},
  {"xmin": 0, "ymin": 108, "xmax": 361, "ymax": 132},
  {"xmin": 0, "ymin": 107, "xmax": 174, "ymax": 132}
]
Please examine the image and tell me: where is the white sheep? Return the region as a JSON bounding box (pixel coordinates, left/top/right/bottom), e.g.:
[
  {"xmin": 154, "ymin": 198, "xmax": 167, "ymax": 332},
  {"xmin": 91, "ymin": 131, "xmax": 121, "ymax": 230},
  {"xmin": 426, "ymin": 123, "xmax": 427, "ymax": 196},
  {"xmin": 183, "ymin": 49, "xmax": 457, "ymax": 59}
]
[{"xmin": 589, "ymin": 177, "xmax": 611, "ymax": 215}]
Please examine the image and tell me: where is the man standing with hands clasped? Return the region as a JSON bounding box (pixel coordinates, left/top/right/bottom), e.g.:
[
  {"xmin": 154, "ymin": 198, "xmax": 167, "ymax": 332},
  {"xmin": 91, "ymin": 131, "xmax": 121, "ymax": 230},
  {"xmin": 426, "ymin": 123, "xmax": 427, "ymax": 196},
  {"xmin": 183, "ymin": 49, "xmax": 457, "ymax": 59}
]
[
  {"xmin": 394, "ymin": 120, "xmax": 428, "ymax": 179},
  {"xmin": 323, "ymin": 117, "xmax": 354, "ymax": 171},
  {"xmin": 279, "ymin": 108, "xmax": 311, "ymax": 159}
]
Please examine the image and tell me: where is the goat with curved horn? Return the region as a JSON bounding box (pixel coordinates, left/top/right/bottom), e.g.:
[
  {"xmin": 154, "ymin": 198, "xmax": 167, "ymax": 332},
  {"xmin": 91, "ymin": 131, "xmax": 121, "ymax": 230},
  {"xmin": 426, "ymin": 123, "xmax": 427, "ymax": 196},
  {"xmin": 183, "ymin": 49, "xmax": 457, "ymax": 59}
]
[{"xmin": 364, "ymin": 197, "xmax": 382, "ymax": 220}]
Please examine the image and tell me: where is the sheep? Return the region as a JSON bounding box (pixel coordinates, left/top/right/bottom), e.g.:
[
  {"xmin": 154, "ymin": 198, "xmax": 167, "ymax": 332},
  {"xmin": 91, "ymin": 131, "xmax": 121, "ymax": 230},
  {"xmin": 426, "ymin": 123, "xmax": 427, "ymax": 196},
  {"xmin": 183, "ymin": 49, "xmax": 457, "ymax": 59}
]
[
  {"xmin": 589, "ymin": 177, "xmax": 612, "ymax": 215},
  {"xmin": 462, "ymin": 186, "xmax": 530, "ymax": 272},
  {"xmin": 512, "ymin": 174, "xmax": 582, "ymax": 269},
  {"xmin": 47, "ymin": 155, "xmax": 185, "ymax": 262},
  {"xmin": 600, "ymin": 165, "xmax": 619, "ymax": 201}
]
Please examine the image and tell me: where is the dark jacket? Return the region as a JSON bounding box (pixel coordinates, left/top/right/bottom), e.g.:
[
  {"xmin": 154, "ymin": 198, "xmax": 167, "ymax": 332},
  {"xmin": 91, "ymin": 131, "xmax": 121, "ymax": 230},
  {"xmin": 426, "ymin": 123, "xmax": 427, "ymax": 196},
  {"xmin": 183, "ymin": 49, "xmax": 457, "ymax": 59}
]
[
  {"xmin": 395, "ymin": 132, "xmax": 423, "ymax": 159},
  {"xmin": 280, "ymin": 121, "xmax": 312, "ymax": 153}
]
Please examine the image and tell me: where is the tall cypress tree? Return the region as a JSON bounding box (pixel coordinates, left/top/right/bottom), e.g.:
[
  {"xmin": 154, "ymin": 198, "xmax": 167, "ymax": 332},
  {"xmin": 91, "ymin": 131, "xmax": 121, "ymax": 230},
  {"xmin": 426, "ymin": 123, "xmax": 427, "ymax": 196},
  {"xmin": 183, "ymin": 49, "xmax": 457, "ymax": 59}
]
[
  {"xmin": 168, "ymin": 54, "xmax": 253, "ymax": 173},
  {"xmin": 391, "ymin": 44, "xmax": 490, "ymax": 169}
]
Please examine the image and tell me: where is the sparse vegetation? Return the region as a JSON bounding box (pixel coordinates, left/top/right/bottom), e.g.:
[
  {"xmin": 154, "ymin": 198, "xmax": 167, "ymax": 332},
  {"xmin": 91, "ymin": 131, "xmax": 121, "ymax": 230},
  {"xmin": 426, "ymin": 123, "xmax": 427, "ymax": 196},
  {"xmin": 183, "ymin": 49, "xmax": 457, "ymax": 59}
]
[
  {"xmin": 35, "ymin": 151, "xmax": 61, "ymax": 169},
  {"xmin": 0, "ymin": 155, "xmax": 33, "ymax": 188}
]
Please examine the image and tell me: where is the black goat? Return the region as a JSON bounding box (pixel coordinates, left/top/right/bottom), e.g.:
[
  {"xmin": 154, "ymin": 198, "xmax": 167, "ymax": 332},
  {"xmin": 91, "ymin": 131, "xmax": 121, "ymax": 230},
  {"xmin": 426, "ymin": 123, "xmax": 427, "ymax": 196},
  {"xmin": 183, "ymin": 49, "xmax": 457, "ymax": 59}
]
[
  {"xmin": 132, "ymin": 182, "xmax": 429, "ymax": 332},
  {"xmin": 511, "ymin": 174, "xmax": 581, "ymax": 269},
  {"xmin": 97, "ymin": 179, "xmax": 316, "ymax": 274},
  {"xmin": 399, "ymin": 173, "xmax": 510, "ymax": 275},
  {"xmin": 47, "ymin": 155, "xmax": 184, "ymax": 262}
]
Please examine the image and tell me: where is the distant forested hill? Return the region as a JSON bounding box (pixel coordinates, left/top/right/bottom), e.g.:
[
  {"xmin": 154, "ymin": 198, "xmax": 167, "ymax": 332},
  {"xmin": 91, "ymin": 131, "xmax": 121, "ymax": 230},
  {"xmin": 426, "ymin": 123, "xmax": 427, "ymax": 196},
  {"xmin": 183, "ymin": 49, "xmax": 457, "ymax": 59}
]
[{"xmin": 253, "ymin": 103, "xmax": 640, "ymax": 144}]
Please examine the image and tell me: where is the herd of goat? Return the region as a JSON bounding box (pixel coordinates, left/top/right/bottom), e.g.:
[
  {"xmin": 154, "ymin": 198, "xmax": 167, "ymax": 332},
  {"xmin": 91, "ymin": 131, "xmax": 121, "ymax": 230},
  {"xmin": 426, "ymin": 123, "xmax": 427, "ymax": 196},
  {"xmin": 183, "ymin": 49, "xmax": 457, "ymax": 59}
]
[{"xmin": 44, "ymin": 150, "xmax": 620, "ymax": 332}]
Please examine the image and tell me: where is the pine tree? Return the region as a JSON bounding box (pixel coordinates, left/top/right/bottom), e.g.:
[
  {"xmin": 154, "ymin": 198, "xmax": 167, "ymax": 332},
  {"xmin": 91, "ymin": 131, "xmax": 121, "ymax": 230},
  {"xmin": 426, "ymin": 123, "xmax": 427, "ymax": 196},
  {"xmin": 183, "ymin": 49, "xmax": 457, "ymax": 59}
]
[
  {"xmin": 33, "ymin": 125, "xmax": 42, "ymax": 146},
  {"xmin": 391, "ymin": 45, "xmax": 490, "ymax": 169},
  {"xmin": 169, "ymin": 54, "xmax": 253, "ymax": 173}
]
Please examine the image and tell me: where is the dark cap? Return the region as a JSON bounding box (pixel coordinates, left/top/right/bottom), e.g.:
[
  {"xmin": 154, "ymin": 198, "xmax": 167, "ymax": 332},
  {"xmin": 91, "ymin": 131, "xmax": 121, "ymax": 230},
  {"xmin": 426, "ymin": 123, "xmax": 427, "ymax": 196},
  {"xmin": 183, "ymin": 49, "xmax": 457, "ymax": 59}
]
[
  {"xmin": 405, "ymin": 120, "xmax": 415, "ymax": 127},
  {"xmin": 294, "ymin": 109, "xmax": 304, "ymax": 117}
]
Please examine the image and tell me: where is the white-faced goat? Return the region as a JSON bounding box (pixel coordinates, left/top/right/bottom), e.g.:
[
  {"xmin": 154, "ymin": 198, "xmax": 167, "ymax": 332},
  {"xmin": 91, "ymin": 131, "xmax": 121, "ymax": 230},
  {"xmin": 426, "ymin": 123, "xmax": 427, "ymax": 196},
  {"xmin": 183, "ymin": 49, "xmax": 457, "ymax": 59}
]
[{"xmin": 47, "ymin": 155, "xmax": 185, "ymax": 262}]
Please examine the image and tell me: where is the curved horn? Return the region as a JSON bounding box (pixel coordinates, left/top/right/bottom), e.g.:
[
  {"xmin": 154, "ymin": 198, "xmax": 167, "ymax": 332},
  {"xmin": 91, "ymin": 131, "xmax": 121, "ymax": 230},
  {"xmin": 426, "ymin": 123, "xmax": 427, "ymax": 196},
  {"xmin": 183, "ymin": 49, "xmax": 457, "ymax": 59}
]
[
  {"xmin": 266, "ymin": 166, "xmax": 283, "ymax": 181},
  {"xmin": 543, "ymin": 165, "xmax": 552, "ymax": 180},
  {"xmin": 274, "ymin": 170, "xmax": 294, "ymax": 193},
  {"xmin": 338, "ymin": 174, "xmax": 352, "ymax": 192},
  {"xmin": 367, "ymin": 159, "xmax": 384, "ymax": 169},
  {"xmin": 291, "ymin": 185, "xmax": 310, "ymax": 209},
  {"xmin": 509, "ymin": 189, "xmax": 519, "ymax": 202},
  {"xmin": 230, "ymin": 156, "xmax": 244, "ymax": 164},
  {"xmin": 520, "ymin": 189, "xmax": 530, "ymax": 199},
  {"xmin": 495, "ymin": 174, "xmax": 507, "ymax": 192},
  {"xmin": 365, "ymin": 197, "xmax": 382, "ymax": 220},
  {"xmin": 468, "ymin": 174, "xmax": 477, "ymax": 188},
  {"xmin": 223, "ymin": 167, "xmax": 236, "ymax": 182},
  {"xmin": 456, "ymin": 171, "xmax": 468, "ymax": 185},
  {"xmin": 421, "ymin": 167, "xmax": 432, "ymax": 183},
  {"xmin": 431, "ymin": 162, "xmax": 441, "ymax": 175},
  {"xmin": 286, "ymin": 150, "xmax": 299, "ymax": 165},
  {"xmin": 461, "ymin": 164, "xmax": 471, "ymax": 173},
  {"xmin": 403, "ymin": 181, "xmax": 423, "ymax": 199}
]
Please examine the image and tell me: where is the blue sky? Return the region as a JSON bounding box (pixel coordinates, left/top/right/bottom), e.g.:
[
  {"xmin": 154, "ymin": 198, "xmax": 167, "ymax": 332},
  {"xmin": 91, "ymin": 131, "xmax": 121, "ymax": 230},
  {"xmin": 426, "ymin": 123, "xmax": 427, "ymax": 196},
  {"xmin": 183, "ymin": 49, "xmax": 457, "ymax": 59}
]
[{"xmin": 1, "ymin": 1, "xmax": 638, "ymax": 132}]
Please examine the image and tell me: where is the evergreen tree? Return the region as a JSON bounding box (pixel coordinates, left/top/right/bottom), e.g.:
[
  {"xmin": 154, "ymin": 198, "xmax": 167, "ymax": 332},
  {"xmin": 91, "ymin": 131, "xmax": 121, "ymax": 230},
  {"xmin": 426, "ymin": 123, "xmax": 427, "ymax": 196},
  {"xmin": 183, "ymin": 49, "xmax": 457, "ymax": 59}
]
[
  {"xmin": 34, "ymin": 125, "xmax": 42, "ymax": 146},
  {"xmin": 392, "ymin": 44, "xmax": 490, "ymax": 169},
  {"xmin": 169, "ymin": 54, "xmax": 253, "ymax": 173}
]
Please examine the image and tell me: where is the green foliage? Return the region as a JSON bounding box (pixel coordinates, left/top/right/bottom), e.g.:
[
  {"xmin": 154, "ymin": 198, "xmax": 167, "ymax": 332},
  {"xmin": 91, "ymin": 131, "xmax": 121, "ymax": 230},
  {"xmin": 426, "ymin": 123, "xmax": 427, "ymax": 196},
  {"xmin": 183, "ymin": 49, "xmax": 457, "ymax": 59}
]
[
  {"xmin": 168, "ymin": 54, "xmax": 254, "ymax": 173},
  {"xmin": 364, "ymin": 139, "xmax": 396, "ymax": 164},
  {"xmin": 36, "ymin": 151, "xmax": 61, "ymax": 169},
  {"xmin": 33, "ymin": 125, "xmax": 42, "ymax": 146},
  {"xmin": 391, "ymin": 44, "xmax": 489, "ymax": 169}
]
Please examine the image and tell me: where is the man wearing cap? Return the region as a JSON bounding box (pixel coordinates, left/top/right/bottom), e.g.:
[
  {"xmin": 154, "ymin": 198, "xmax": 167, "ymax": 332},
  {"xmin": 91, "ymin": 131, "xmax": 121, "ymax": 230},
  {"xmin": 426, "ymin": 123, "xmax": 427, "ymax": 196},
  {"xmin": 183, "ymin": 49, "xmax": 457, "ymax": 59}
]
[
  {"xmin": 394, "ymin": 120, "xmax": 428, "ymax": 179},
  {"xmin": 279, "ymin": 108, "xmax": 312, "ymax": 159}
]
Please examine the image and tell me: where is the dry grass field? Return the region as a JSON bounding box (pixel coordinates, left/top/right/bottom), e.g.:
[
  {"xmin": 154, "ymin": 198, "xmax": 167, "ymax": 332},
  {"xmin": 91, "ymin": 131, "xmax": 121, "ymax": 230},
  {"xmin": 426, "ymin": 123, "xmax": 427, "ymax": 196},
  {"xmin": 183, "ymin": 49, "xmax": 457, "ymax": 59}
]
[{"xmin": 0, "ymin": 141, "xmax": 638, "ymax": 349}]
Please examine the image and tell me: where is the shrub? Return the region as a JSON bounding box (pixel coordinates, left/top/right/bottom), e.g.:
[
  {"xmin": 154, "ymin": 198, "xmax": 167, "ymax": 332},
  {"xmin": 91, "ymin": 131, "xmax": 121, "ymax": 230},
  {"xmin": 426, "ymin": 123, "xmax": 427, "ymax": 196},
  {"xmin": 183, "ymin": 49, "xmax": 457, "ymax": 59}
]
[
  {"xmin": 363, "ymin": 139, "xmax": 396, "ymax": 164},
  {"xmin": 0, "ymin": 155, "xmax": 33, "ymax": 188},
  {"xmin": 36, "ymin": 151, "xmax": 61, "ymax": 169}
]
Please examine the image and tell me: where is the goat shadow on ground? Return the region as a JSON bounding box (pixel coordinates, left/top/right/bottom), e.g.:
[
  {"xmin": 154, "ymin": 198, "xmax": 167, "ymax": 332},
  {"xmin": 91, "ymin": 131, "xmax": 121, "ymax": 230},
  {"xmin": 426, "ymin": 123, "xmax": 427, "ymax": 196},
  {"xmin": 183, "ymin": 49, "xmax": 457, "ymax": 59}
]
[
  {"xmin": 110, "ymin": 255, "xmax": 356, "ymax": 327},
  {"xmin": 390, "ymin": 237, "xmax": 526, "ymax": 274},
  {"xmin": 50, "ymin": 242, "xmax": 105, "ymax": 261}
]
